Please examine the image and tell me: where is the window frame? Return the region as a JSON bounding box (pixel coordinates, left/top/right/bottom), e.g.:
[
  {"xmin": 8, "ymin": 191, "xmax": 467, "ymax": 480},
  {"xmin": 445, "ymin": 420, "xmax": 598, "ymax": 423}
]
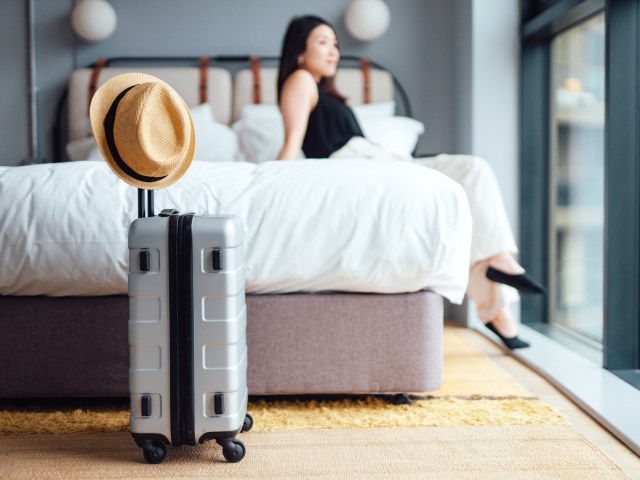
[{"xmin": 520, "ymin": 0, "xmax": 640, "ymax": 386}]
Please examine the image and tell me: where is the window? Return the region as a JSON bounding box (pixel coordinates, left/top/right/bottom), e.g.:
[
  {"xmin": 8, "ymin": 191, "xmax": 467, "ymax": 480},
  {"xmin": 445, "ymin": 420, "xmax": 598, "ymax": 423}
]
[
  {"xmin": 550, "ymin": 14, "xmax": 605, "ymax": 346},
  {"xmin": 521, "ymin": 0, "xmax": 639, "ymax": 387}
]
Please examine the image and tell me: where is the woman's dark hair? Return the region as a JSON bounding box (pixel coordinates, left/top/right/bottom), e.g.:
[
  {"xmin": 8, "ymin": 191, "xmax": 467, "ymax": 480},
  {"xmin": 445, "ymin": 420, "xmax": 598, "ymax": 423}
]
[{"xmin": 277, "ymin": 15, "xmax": 346, "ymax": 103}]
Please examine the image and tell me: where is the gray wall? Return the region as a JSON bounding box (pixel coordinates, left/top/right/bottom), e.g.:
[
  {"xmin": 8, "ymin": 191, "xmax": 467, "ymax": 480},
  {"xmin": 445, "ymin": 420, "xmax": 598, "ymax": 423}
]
[
  {"xmin": 0, "ymin": 1, "xmax": 29, "ymax": 166},
  {"xmin": 2, "ymin": 0, "xmax": 459, "ymax": 166},
  {"xmin": 471, "ymin": 0, "xmax": 519, "ymax": 232},
  {"xmin": 450, "ymin": 0, "xmax": 521, "ymax": 327}
]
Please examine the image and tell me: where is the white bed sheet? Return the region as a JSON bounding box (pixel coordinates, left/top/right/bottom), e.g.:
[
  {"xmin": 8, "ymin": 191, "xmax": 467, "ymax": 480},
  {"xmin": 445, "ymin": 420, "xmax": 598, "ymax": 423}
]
[{"xmin": 0, "ymin": 159, "xmax": 471, "ymax": 302}]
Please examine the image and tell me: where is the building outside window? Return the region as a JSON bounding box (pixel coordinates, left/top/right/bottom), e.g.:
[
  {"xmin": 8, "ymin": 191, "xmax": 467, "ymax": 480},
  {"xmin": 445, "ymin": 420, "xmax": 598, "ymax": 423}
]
[{"xmin": 549, "ymin": 14, "xmax": 605, "ymax": 347}]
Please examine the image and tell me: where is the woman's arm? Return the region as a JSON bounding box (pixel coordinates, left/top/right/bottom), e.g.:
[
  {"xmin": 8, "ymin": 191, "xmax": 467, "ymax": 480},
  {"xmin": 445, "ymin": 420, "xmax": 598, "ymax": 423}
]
[{"xmin": 277, "ymin": 70, "xmax": 318, "ymax": 160}]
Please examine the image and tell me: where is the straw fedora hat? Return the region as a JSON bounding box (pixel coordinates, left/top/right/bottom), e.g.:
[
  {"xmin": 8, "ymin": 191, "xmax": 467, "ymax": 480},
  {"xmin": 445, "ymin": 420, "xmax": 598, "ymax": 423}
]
[{"xmin": 90, "ymin": 72, "xmax": 195, "ymax": 190}]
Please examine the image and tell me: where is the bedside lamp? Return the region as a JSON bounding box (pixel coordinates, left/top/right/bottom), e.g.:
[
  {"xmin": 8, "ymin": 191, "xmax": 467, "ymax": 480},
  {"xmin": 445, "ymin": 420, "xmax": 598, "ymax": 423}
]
[
  {"xmin": 71, "ymin": 0, "xmax": 117, "ymax": 42},
  {"xmin": 344, "ymin": 0, "xmax": 391, "ymax": 42}
]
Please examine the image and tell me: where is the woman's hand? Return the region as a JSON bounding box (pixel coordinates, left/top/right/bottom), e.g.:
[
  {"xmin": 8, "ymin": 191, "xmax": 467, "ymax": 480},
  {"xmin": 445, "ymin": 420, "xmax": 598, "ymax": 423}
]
[{"xmin": 277, "ymin": 69, "xmax": 318, "ymax": 160}]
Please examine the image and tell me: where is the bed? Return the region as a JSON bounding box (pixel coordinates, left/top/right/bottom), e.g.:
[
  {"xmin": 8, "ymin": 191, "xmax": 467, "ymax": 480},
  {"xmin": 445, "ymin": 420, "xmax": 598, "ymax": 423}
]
[{"xmin": 0, "ymin": 57, "xmax": 471, "ymax": 398}]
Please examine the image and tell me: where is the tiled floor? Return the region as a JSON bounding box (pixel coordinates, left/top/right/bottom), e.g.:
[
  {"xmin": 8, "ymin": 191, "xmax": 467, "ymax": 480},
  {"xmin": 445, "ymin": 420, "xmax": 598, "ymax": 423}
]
[{"xmin": 458, "ymin": 325, "xmax": 640, "ymax": 480}]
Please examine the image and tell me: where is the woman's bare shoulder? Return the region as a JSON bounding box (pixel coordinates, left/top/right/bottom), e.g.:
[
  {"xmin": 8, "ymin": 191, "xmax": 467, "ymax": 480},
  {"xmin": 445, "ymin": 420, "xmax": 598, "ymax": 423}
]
[{"xmin": 282, "ymin": 69, "xmax": 317, "ymax": 94}]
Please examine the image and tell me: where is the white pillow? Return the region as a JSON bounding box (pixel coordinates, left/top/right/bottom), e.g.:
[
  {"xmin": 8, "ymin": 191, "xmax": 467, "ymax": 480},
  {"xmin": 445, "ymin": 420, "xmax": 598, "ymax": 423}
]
[
  {"xmin": 233, "ymin": 101, "xmax": 421, "ymax": 161},
  {"xmin": 351, "ymin": 101, "xmax": 396, "ymax": 121},
  {"xmin": 358, "ymin": 116, "xmax": 424, "ymax": 156},
  {"xmin": 189, "ymin": 104, "xmax": 239, "ymax": 162},
  {"xmin": 233, "ymin": 104, "xmax": 291, "ymax": 163},
  {"xmin": 233, "ymin": 121, "xmax": 284, "ymax": 163},
  {"xmin": 352, "ymin": 101, "xmax": 422, "ymax": 157},
  {"xmin": 240, "ymin": 104, "xmax": 281, "ymax": 122},
  {"xmin": 66, "ymin": 136, "xmax": 103, "ymax": 161}
]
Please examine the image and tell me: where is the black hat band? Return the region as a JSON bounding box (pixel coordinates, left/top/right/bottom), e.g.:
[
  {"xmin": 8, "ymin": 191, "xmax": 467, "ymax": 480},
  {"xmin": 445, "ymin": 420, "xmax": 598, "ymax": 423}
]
[{"xmin": 103, "ymin": 84, "xmax": 168, "ymax": 184}]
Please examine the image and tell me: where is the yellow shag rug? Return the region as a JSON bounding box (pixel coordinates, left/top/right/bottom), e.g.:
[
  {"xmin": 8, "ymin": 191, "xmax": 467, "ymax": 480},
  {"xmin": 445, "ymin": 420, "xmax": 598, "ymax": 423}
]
[
  {"xmin": 0, "ymin": 326, "xmax": 567, "ymax": 435},
  {"xmin": 251, "ymin": 396, "xmax": 567, "ymax": 430},
  {"xmin": 0, "ymin": 396, "xmax": 567, "ymax": 436}
]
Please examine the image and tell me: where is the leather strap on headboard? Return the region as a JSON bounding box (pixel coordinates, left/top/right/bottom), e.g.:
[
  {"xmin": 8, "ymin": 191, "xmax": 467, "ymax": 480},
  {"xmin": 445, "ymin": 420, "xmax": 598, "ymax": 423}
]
[
  {"xmin": 199, "ymin": 56, "xmax": 210, "ymax": 104},
  {"xmin": 360, "ymin": 57, "xmax": 371, "ymax": 104},
  {"xmin": 250, "ymin": 56, "xmax": 261, "ymax": 104},
  {"xmin": 88, "ymin": 58, "xmax": 107, "ymax": 113}
]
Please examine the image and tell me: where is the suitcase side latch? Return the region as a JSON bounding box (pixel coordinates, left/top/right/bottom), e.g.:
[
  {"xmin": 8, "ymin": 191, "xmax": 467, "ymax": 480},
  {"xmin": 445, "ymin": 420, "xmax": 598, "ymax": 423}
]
[
  {"xmin": 141, "ymin": 395, "xmax": 152, "ymax": 417},
  {"xmin": 212, "ymin": 249, "xmax": 223, "ymax": 271},
  {"xmin": 139, "ymin": 250, "xmax": 151, "ymax": 272},
  {"xmin": 214, "ymin": 393, "xmax": 225, "ymax": 415}
]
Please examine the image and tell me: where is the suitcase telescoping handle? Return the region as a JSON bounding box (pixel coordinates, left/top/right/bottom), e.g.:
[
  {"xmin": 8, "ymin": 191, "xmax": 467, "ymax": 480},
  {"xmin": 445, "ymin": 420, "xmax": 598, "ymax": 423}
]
[
  {"xmin": 137, "ymin": 188, "xmax": 180, "ymax": 219},
  {"xmin": 137, "ymin": 189, "xmax": 155, "ymax": 219}
]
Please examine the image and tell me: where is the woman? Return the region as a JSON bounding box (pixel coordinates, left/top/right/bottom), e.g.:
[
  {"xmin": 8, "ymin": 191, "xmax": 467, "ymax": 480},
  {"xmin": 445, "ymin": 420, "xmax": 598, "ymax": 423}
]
[{"xmin": 276, "ymin": 15, "xmax": 545, "ymax": 349}]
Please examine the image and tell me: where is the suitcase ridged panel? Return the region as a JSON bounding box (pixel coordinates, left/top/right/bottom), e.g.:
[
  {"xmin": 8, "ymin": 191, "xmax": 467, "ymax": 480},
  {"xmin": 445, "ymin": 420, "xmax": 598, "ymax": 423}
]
[
  {"xmin": 192, "ymin": 216, "xmax": 247, "ymax": 442},
  {"xmin": 200, "ymin": 304, "xmax": 247, "ymax": 345},
  {"xmin": 202, "ymin": 295, "xmax": 245, "ymax": 322},
  {"xmin": 128, "ymin": 217, "xmax": 172, "ymax": 442}
]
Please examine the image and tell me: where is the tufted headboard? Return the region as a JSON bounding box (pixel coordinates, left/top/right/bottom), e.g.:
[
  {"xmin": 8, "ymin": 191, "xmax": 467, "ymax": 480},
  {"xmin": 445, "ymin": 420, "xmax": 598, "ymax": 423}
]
[{"xmin": 62, "ymin": 56, "xmax": 401, "ymax": 158}]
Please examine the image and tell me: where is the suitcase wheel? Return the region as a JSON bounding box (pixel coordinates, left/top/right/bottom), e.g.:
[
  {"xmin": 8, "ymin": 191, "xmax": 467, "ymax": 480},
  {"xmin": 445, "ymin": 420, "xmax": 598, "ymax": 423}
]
[
  {"xmin": 241, "ymin": 413, "xmax": 253, "ymax": 433},
  {"xmin": 142, "ymin": 440, "xmax": 167, "ymax": 464},
  {"xmin": 219, "ymin": 439, "xmax": 246, "ymax": 463}
]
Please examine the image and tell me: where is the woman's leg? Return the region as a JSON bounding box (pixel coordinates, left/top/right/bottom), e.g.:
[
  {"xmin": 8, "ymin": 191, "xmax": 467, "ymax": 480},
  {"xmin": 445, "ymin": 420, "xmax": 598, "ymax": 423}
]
[
  {"xmin": 414, "ymin": 154, "xmax": 518, "ymax": 265},
  {"xmin": 468, "ymin": 258, "xmax": 530, "ymax": 348},
  {"xmin": 467, "ymin": 258, "xmax": 519, "ymax": 324},
  {"xmin": 488, "ymin": 252, "xmax": 524, "ymax": 275},
  {"xmin": 415, "ymin": 154, "xmax": 527, "ymax": 342}
]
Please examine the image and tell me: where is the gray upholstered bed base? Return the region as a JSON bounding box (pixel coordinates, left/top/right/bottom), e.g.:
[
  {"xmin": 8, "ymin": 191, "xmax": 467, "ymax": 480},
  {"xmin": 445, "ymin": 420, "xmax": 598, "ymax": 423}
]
[{"xmin": 0, "ymin": 291, "xmax": 443, "ymax": 398}]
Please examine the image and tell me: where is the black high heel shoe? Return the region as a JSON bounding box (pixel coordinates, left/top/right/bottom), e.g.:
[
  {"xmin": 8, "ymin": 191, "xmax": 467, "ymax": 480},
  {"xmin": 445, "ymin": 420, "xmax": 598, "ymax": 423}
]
[
  {"xmin": 486, "ymin": 267, "xmax": 547, "ymax": 294},
  {"xmin": 484, "ymin": 321, "xmax": 530, "ymax": 350}
]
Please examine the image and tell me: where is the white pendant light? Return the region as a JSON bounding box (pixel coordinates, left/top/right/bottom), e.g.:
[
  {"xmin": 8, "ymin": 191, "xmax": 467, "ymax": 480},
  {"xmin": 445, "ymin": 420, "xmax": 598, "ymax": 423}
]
[
  {"xmin": 71, "ymin": 0, "xmax": 117, "ymax": 42},
  {"xmin": 344, "ymin": 0, "xmax": 391, "ymax": 42}
]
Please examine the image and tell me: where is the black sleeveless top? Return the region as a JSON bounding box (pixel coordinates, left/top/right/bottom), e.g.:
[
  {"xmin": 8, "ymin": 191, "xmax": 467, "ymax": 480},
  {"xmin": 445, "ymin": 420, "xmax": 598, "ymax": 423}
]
[{"xmin": 302, "ymin": 86, "xmax": 364, "ymax": 158}]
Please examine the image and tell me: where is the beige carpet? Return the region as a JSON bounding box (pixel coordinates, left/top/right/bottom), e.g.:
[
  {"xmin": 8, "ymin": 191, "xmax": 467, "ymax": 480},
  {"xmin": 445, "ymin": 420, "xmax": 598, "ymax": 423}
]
[
  {"xmin": 0, "ymin": 325, "xmax": 631, "ymax": 479},
  {"xmin": 0, "ymin": 427, "xmax": 629, "ymax": 479}
]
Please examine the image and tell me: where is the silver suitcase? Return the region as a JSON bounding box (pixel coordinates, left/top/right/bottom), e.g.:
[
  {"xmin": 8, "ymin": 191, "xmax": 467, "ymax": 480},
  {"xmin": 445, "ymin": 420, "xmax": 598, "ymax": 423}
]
[{"xmin": 128, "ymin": 190, "xmax": 252, "ymax": 464}]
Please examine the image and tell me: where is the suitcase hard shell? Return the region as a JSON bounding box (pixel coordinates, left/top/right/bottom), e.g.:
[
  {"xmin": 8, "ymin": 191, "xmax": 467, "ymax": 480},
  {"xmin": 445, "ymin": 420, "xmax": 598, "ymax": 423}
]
[{"xmin": 128, "ymin": 191, "xmax": 251, "ymax": 464}]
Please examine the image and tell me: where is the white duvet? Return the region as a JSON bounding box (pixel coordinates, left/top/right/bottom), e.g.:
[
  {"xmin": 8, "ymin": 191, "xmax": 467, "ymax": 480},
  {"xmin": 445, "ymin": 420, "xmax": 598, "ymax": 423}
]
[{"xmin": 0, "ymin": 159, "xmax": 471, "ymax": 302}]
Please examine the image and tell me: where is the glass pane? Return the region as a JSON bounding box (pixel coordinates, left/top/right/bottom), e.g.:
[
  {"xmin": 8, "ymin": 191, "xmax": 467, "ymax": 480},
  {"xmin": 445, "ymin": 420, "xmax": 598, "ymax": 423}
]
[{"xmin": 550, "ymin": 14, "xmax": 605, "ymax": 345}]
